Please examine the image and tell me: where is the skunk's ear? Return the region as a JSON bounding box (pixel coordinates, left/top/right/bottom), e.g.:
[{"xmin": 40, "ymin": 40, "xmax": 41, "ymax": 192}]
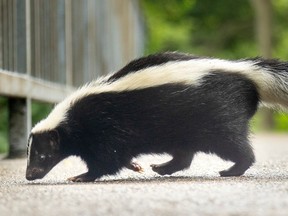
[{"xmin": 49, "ymin": 130, "xmax": 60, "ymax": 149}]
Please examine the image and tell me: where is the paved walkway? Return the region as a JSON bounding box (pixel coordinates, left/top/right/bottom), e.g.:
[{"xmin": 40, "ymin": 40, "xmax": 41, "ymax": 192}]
[{"xmin": 1, "ymin": 133, "xmax": 288, "ymax": 216}]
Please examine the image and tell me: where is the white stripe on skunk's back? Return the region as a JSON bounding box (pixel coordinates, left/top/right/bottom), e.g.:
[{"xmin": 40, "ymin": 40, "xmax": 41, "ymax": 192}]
[{"xmin": 31, "ymin": 58, "xmax": 273, "ymax": 133}]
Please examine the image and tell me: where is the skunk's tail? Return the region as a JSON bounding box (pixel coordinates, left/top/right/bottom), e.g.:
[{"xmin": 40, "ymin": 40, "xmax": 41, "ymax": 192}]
[{"xmin": 243, "ymin": 58, "xmax": 288, "ymax": 110}]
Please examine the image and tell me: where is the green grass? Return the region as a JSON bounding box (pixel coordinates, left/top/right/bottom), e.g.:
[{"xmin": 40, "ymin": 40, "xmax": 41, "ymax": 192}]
[
  {"xmin": 0, "ymin": 97, "xmax": 8, "ymax": 154},
  {"xmin": 0, "ymin": 133, "xmax": 8, "ymax": 153}
]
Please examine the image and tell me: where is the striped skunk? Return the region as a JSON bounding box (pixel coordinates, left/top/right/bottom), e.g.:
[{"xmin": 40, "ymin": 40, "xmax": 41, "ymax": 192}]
[{"xmin": 26, "ymin": 52, "xmax": 288, "ymax": 182}]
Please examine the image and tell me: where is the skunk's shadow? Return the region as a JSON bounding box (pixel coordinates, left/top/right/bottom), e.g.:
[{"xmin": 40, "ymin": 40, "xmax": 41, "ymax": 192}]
[
  {"xmin": 24, "ymin": 176, "xmax": 213, "ymax": 186},
  {"xmin": 23, "ymin": 174, "xmax": 282, "ymax": 186}
]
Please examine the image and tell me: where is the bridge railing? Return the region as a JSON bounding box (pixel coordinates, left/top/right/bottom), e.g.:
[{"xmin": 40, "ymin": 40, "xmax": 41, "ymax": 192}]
[{"xmin": 0, "ymin": 0, "xmax": 144, "ymax": 158}]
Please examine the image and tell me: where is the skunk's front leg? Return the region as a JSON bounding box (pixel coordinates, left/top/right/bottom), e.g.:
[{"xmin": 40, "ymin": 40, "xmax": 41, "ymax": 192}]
[{"xmin": 67, "ymin": 157, "xmax": 116, "ymax": 182}]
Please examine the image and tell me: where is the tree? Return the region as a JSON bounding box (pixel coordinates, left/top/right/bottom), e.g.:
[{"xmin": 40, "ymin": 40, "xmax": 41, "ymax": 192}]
[{"xmin": 251, "ymin": 0, "xmax": 274, "ymax": 130}]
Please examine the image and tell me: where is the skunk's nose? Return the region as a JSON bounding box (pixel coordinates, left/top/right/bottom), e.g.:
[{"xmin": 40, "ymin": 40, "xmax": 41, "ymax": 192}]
[
  {"xmin": 26, "ymin": 168, "xmax": 44, "ymax": 181},
  {"xmin": 26, "ymin": 173, "xmax": 36, "ymax": 181}
]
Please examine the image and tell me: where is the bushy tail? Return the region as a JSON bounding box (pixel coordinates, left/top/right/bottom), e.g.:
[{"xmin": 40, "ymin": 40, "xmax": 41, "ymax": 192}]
[{"xmin": 244, "ymin": 58, "xmax": 288, "ymax": 110}]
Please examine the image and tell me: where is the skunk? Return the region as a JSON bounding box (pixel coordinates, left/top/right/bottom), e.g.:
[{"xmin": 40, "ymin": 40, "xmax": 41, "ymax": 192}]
[{"xmin": 26, "ymin": 52, "xmax": 288, "ymax": 182}]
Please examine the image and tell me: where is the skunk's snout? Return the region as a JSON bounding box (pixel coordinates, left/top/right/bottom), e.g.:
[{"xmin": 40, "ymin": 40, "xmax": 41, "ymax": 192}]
[{"xmin": 26, "ymin": 167, "xmax": 45, "ymax": 181}]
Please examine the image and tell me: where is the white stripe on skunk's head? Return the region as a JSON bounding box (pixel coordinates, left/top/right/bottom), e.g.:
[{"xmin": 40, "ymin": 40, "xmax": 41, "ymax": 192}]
[
  {"xmin": 31, "ymin": 57, "xmax": 259, "ymax": 134},
  {"xmin": 27, "ymin": 134, "xmax": 33, "ymax": 166}
]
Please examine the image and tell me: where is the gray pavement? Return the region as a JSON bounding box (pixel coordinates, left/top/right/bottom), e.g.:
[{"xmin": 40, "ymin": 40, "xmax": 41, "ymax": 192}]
[{"xmin": 1, "ymin": 133, "xmax": 288, "ymax": 216}]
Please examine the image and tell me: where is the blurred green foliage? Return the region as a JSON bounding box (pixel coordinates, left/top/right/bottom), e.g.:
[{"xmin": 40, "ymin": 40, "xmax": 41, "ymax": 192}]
[
  {"xmin": 141, "ymin": 0, "xmax": 257, "ymax": 57},
  {"xmin": 141, "ymin": 0, "xmax": 288, "ymax": 59},
  {"xmin": 141, "ymin": 0, "xmax": 288, "ymax": 132}
]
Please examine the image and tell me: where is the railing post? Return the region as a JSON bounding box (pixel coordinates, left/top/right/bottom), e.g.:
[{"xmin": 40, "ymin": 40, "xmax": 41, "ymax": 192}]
[
  {"xmin": 7, "ymin": 0, "xmax": 32, "ymax": 158},
  {"xmin": 8, "ymin": 98, "xmax": 28, "ymax": 158},
  {"xmin": 26, "ymin": 0, "xmax": 32, "ymax": 136},
  {"xmin": 65, "ymin": 0, "xmax": 73, "ymax": 86}
]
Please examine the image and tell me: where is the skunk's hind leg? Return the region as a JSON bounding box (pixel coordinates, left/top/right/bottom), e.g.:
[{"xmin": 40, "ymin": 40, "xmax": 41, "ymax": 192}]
[
  {"xmin": 151, "ymin": 151, "xmax": 194, "ymax": 175},
  {"xmin": 217, "ymin": 139, "xmax": 255, "ymax": 177}
]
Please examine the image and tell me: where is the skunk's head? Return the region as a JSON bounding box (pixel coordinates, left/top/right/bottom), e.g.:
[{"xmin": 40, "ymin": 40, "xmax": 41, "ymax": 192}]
[{"xmin": 26, "ymin": 130, "xmax": 64, "ymax": 181}]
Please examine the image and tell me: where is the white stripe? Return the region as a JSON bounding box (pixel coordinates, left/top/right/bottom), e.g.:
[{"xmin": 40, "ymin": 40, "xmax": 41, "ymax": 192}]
[
  {"xmin": 27, "ymin": 136, "xmax": 33, "ymax": 165},
  {"xmin": 31, "ymin": 58, "xmax": 275, "ymax": 133}
]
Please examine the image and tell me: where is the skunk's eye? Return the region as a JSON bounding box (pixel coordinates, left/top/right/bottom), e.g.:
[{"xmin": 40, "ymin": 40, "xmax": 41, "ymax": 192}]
[{"xmin": 39, "ymin": 154, "xmax": 46, "ymax": 162}]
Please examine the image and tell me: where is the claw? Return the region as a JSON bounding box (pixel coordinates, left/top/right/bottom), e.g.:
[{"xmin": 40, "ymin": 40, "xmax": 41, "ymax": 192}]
[{"xmin": 128, "ymin": 161, "xmax": 144, "ymax": 173}]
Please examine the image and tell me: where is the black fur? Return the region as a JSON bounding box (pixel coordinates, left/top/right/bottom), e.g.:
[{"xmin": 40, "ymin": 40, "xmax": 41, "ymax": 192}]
[
  {"xmin": 107, "ymin": 52, "xmax": 199, "ymax": 82},
  {"xmin": 252, "ymin": 57, "xmax": 288, "ymax": 73},
  {"xmin": 27, "ymin": 72, "xmax": 259, "ymax": 181}
]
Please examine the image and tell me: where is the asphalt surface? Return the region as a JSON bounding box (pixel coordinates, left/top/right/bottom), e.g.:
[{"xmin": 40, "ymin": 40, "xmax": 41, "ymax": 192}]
[{"xmin": 1, "ymin": 133, "xmax": 288, "ymax": 216}]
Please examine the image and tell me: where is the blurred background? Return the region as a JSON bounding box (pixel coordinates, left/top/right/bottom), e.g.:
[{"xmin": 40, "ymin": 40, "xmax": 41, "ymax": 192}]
[{"xmin": 1, "ymin": 0, "xmax": 288, "ymax": 157}]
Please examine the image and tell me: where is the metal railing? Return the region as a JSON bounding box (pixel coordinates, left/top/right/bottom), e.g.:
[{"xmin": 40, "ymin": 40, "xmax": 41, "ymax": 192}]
[{"xmin": 0, "ymin": 0, "xmax": 144, "ymax": 157}]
